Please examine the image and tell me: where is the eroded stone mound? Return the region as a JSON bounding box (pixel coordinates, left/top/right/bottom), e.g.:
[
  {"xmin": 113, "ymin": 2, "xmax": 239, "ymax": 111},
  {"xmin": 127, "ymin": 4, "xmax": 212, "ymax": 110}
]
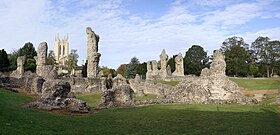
[
  {"xmin": 25, "ymin": 80, "xmax": 90, "ymax": 113},
  {"xmin": 167, "ymin": 82, "xmax": 210, "ymax": 104},
  {"xmin": 98, "ymin": 74, "xmax": 134, "ymax": 108},
  {"xmin": 166, "ymin": 50, "xmax": 257, "ymax": 104}
]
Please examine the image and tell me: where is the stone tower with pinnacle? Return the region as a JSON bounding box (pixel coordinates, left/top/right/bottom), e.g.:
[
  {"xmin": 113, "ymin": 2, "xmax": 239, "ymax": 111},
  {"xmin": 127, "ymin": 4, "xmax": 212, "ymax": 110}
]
[{"xmin": 54, "ymin": 33, "xmax": 69, "ymax": 67}]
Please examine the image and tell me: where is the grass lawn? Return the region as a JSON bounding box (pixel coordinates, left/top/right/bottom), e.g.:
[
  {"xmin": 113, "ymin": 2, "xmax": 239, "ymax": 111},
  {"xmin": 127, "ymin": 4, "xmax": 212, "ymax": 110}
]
[
  {"xmin": 230, "ymin": 77, "xmax": 280, "ymax": 90},
  {"xmin": 1, "ymin": 88, "xmax": 279, "ymax": 135},
  {"xmin": 76, "ymin": 93, "xmax": 102, "ymax": 107},
  {"xmin": 152, "ymin": 80, "xmax": 180, "ymax": 86}
]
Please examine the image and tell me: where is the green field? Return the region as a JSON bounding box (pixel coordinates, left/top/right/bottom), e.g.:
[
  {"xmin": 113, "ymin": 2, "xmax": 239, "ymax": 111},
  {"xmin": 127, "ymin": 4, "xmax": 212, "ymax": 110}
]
[
  {"xmin": 230, "ymin": 77, "xmax": 280, "ymax": 90},
  {"xmin": 76, "ymin": 93, "xmax": 102, "ymax": 107},
  {"xmin": 0, "ymin": 88, "xmax": 279, "ymax": 135},
  {"xmin": 152, "ymin": 80, "xmax": 180, "ymax": 86}
]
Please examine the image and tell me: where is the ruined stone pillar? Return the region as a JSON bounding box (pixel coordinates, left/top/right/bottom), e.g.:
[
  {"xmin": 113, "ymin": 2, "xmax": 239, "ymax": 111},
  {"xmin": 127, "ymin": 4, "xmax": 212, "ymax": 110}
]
[
  {"xmin": 12, "ymin": 56, "xmax": 26, "ymax": 78},
  {"xmin": 172, "ymin": 53, "xmax": 184, "ymax": 76},
  {"xmin": 151, "ymin": 60, "xmax": 158, "ymax": 75},
  {"xmin": 160, "ymin": 49, "xmax": 168, "ymax": 79},
  {"xmin": 210, "ymin": 50, "xmax": 226, "ymax": 77},
  {"xmin": 86, "ymin": 27, "xmax": 101, "ymax": 78},
  {"xmin": 35, "ymin": 42, "xmax": 48, "ymax": 77},
  {"xmin": 146, "ymin": 61, "xmax": 152, "ymax": 80}
]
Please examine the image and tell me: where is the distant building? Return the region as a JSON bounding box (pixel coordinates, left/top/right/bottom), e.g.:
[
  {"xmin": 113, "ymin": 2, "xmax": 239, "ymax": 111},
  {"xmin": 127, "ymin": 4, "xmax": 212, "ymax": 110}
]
[{"xmin": 54, "ymin": 33, "xmax": 69, "ymax": 67}]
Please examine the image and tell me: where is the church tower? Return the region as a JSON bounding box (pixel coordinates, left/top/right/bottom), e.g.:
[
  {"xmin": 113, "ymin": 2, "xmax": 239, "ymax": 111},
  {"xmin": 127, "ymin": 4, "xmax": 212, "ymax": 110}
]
[{"xmin": 54, "ymin": 33, "xmax": 69, "ymax": 67}]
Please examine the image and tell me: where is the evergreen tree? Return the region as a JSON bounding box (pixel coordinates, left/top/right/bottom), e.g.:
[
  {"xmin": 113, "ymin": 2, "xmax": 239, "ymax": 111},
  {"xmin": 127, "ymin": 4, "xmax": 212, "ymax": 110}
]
[
  {"xmin": 124, "ymin": 57, "xmax": 140, "ymax": 78},
  {"xmin": 0, "ymin": 49, "xmax": 10, "ymax": 71},
  {"xmin": 82, "ymin": 60, "xmax": 87, "ymax": 77},
  {"xmin": 136, "ymin": 62, "xmax": 147, "ymax": 76}
]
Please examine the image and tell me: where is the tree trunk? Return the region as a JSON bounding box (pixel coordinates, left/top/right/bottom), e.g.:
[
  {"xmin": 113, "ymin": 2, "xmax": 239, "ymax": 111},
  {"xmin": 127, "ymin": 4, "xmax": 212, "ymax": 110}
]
[
  {"xmin": 266, "ymin": 67, "xmax": 270, "ymax": 78},
  {"xmin": 270, "ymin": 67, "xmax": 274, "ymax": 77}
]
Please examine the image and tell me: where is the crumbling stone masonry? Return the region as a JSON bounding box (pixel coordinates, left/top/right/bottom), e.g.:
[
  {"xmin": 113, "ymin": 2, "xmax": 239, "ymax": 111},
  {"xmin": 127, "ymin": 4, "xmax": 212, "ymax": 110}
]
[
  {"xmin": 98, "ymin": 74, "xmax": 134, "ymax": 108},
  {"xmin": 10, "ymin": 56, "xmax": 26, "ymax": 78},
  {"xmin": 34, "ymin": 42, "xmax": 57, "ymax": 79},
  {"xmin": 172, "ymin": 53, "xmax": 184, "ymax": 77},
  {"xmin": 86, "ymin": 27, "xmax": 101, "ymax": 78}
]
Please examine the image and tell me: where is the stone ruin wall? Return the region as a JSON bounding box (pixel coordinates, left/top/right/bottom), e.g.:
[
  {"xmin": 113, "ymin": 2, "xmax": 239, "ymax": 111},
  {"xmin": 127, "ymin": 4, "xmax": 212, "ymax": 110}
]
[
  {"xmin": 0, "ymin": 29, "xmax": 103, "ymax": 95},
  {"xmin": 63, "ymin": 77, "xmax": 101, "ymax": 93},
  {"xmin": 0, "ymin": 27, "xmax": 259, "ymax": 111},
  {"xmin": 132, "ymin": 50, "xmax": 257, "ymax": 104},
  {"xmin": 146, "ymin": 49, "xmax": 185, "ymax": 81}
]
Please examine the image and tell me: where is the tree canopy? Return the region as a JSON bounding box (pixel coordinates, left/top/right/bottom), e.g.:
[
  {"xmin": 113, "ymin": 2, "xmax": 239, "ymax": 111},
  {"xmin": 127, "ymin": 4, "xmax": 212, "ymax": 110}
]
[
  {"xmin": 220, "ymin": 37, "xmax": 251, "ymax": 76},
  {"xmin": 184, "ymin": 45, "xmax": 209, "ymax": 75},
  {"xmin": 124, "ymin": 57, "xmax": 140, "ymax": 78},
  {"xmin": 251, "ymin": 36, "xmax": 280, "ymax": 77},
  {"xmin": 66, "ymin": 49, "xmax": 79, "ymax": 72},
  {"xmin": 8, "ymin": 42, "xmax": 37, "ymax": 72}
]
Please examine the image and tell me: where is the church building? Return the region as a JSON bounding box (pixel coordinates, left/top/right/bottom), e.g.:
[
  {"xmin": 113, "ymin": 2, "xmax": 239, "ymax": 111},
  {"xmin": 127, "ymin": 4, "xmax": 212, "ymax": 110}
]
[{"xmin": 54, "ymin": 33, "xmax": 69, "ymax": 67}]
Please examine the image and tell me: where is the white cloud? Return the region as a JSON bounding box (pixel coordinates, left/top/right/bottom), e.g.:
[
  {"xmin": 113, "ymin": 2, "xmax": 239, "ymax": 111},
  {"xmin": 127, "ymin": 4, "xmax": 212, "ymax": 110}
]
[
  {"xmin": 0, "ymin": 0, "xmax": 279, "ymax": 69},
  {"xmin": 239, "ymin": 27, "xmax": 280, "ymax": 44}
]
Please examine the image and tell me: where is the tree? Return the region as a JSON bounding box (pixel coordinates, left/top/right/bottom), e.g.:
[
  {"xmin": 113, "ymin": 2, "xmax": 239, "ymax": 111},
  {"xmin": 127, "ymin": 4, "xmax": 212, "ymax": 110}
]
[
  {"xmin": 99, "ymin": 66, "xmax": 110, "ymax": 76},
  {"xmin": 47, "ymin": 50, "xmax": 57, "ymax": 67},
  {"xmin": 82, "ymin": 60, "xmax": 87, "ymax": 77},
  {"xmin": 251, "ymin": 36, "xmax": 280, "ymax": 77},
  {"xmin": 221, "ymin": 37, "xmax": 250, "ymax": 76},
  {"xmin": 8, "ymin": 50, "xmax": 20, "ymax": 70},
  {"xmin": 116, "ymin": 64, "xmax": 126, "ymax": 76},
  {"xmin": 66, "ymin": 49, "xmax": 79, "ymax": 73},
  {"xmin": 124, "ymin": 57, "xmax": 140, "ymax": 78},
  {"xmin": 167, "ymin": 55, "xmax": 177, "ymax": 73},
  {"xmin": 0, "ymin": 49, "xmax": 10, "ymax": 71},
  {"xmin": 136, "ymin": 62, "xmax": 147, "ymax": 77},
  {"xmin": 267, "ymin": 40, "xmax": 280, "ymax": 76},
  {"xmin": 184, "ymin": 45, "xmax": 209, "ymax": 75},
  {"xmin": 248, "ymin": 61, "xmax": 259, "ymax": 77},
  {"xmin": 221, "ymin": 36, "xmax": 249, "ymax": 52},
  {"xmin": 109, "ymin": 68, "xmax": 117, "ymax": 77},
  {"xmin": 8, "ymin": 42, "xmax": 37, "ymax": 72}
]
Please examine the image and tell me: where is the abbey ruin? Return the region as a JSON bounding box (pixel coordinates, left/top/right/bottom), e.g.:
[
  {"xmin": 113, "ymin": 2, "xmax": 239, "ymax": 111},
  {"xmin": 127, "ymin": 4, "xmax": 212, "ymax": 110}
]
[{"xmin": 0, "ymin": 27, "xmax": 258, "ymax": 114}]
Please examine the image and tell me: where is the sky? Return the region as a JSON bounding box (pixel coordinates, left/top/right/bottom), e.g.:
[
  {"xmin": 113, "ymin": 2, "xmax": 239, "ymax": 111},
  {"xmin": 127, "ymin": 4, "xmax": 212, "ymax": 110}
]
[{"xmin": 0, "ymin": 0, "xmax": 280, "ymax": 69}]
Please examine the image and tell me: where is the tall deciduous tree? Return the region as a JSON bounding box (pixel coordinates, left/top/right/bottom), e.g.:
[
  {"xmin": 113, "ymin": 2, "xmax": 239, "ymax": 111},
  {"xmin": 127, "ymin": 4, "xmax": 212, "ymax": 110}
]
[
  {"xmin": 184, "ymin": 45, "xmax": 209, "ymax": 75},
  {"xmin": 124, "ymin": 57, "xmax": 140, "ymax": 78},
  {"xmin": 99, "ymin": 66, "xmax": 116, "ymax": 77},
  {"xmin": 66, "ymin": 49, "xmax": 79, "ymax": 72},
  {"xmin": 116, "ymin": 64, "xmax": 126, "ymax": 76},
  {"xmin": 251, "ymin": 36, "xmax": 280, "ymax": 77},
  {"xmin": 221, "ymin": 37, "xmax": 250, "ymax": 76}
]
